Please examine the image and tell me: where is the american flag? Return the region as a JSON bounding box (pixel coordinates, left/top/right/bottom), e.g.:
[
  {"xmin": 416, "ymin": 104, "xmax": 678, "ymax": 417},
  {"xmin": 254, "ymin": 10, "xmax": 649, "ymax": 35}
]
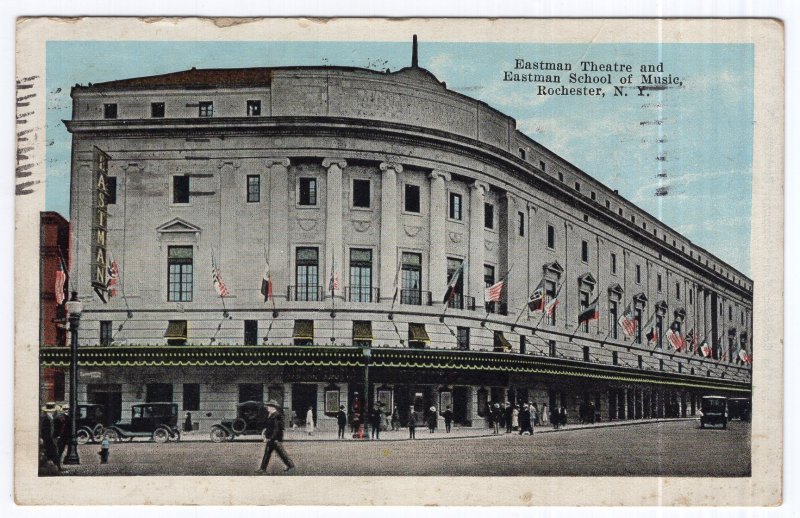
[
  {"xmin": 260, "ymin": 262, "xmax": 273, "ymax": 302},
  {"xmin": 666, "ymin": 328, "xmax": 684, "ymax": 351},
  {"xmin": 646, "ymin": 326, "xmax": 659, "ymax": 346},
  {"xmin": 737, "ymin": 348, "xmax": 751, "ymax": 364},
  {"xmin": 212, "ymin": 257, "xmax": 230, "ymax": 297},
  {"xmin": 484, "ymin": 278, "xmax": 505, "ymax": 303},
  {"xmin": 328, "ymin": 255, "xmax": 339, "ymax": 294},
  {"xmin": 54, "ymin": 263, "xmax": 66, "ymax": 305},
  {"xmin": 106, "ymin": 256, "xmax": 119, "ymax": 298},
  {"xmin": 686, "ymin": 329, "xmax": 696, "ymax": 352},
  {"xmin": 618, "ymin": 304, "xmax": 636, "ymax": 337},
  {"xmin": 544, "ymin": 297, "xmax": 560, "ymax": 316},
  {"xmin": 700, "ymin": 342, "xmax": 713, "ymax": 358}
]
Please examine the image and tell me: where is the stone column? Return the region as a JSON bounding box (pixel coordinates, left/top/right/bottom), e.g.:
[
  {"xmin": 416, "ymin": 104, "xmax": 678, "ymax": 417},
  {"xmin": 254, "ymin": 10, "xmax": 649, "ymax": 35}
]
[
  {"xmin": 429, "ymin": 170, "xmax": 451, "ymax": 305},
  {"xmin": 282, "ymin": 382, "xmax": 294, "ymax": 429},
  {"xmin": 323, "ymin": 159, "xmax": 347, "ymax": 300},
  {"xmin": 267, "ymin": 158, "xmax": 291, "ymax": 301},
  {"xmin": 705, "ymin": 290, "xmax": 713, "ymax": 353},
  {"xmin": 468, "ymin": 181, "xmax": 489, "ymax": 304},
  {"xmin": 696, "ymin": 286, "xmax": 704, "ymax": 354},
  {"xmin": 379, "ymin": 163, "xmax": 401, "ymax": 302},
  {"xmin": 623, "ymin": 388, "xmax": 629, "ymax": 420}
]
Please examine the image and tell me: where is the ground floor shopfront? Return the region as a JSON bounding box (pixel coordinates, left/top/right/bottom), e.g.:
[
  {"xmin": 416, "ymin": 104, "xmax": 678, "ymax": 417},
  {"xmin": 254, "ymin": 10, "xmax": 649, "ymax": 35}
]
[{"xmin": 39, "ymin": 346, "xmax": 750, "ymax": 433}]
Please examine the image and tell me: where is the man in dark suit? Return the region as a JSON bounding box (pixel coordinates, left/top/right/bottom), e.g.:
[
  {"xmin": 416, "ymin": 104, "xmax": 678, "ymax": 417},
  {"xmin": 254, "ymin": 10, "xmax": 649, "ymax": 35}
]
[
  {"xmin": 336, "ymin": 405, "xmax": 347, "ymax": 439},
  {"xmin": 504, "ymin": 402, "xmax": 514, "ymax": 433},
  {"xmin": 256, "ymin": 400, "xmax": 295, "ymax": 474},
  {"xmin": 441, "ymin": 405, "xmax": 453, "ymax": 433}
]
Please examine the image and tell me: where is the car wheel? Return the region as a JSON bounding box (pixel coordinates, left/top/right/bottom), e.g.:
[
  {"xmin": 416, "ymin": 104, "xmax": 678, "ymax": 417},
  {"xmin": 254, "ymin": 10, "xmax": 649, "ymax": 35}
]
[
  {"xmin": 210, "ymin": 426, "xmax": 229, "ymax": 443},
  {"xmin": 92, "ymin": 424, "xmax": 105, "ymax": 442},
  {"xmin": 231, "ymin": 418, "xmax": 247, "ymax": 434},
  {"xmin": 153, "ymin": 427, "xmax": 170, "ymax": 443},
  {"xmin": 76, "ymin": 428, "xmax": 91, "ymax": 445},
  {"xmin": 106, "ymin": 428, "xmax": 122, "ymax": 442}
]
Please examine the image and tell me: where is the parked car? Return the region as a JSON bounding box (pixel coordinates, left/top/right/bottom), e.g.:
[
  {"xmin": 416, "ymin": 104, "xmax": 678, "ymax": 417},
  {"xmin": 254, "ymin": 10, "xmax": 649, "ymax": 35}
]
[
  {"xmin": 105, "ymin": 402, "xmax": 181, "ymax": 442},
  {"xmin": 210, "ymin": 401, "xmax": 269, "ymax": 442},
  {"xmin": 699, "ymin": 396, "xmax": 727, "ymax": 429},
  {"xmin": 727, "ymin": 398, "xmax": 751, "ymax": 422},
  {"xmin": 75, "ymin": 404, "xmax": 106, "ymax": 444}
]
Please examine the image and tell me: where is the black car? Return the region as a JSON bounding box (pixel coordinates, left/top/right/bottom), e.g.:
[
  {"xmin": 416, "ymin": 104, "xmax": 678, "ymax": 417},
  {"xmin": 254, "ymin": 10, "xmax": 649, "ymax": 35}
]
[
  {"xmin": 699, "ymin": 396, "xmax": 727, "ymax": 429},
  {"xmin": 727, "ymin": 398, "xmax": 751, "ymax": 422},
  {"xmin": 105, "ymin": 403, "xmax": 181, "ymax": 442},
  {"xmin": 75, "ymin": 404, "xmax": 106, "ymax": 444},
  {"xmin": 210, "ymin": 401, "xmax": 269, "ymax": 442}
]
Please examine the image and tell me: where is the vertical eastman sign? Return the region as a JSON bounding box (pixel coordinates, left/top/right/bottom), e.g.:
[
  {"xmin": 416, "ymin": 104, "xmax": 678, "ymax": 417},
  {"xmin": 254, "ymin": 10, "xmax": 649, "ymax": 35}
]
[{"xmin": 91, "ymin": 147, "xmax": 111, "ymax": 302}]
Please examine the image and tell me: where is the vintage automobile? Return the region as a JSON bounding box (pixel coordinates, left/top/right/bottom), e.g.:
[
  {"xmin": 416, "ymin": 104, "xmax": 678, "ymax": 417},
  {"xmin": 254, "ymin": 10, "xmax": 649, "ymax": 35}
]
[
  {"xmin": 699, "ymin": 396, "xmax": 728, "ymax": 429},
  {"xmin": 727, "ymin": 398, "xmax": 751, "ymax": 422},
  {"xmin": 75, "ymin": 404, "xmax": 106, "ymax": 444},
  {"xmin": 105, "ymin": 402, "xmax": 181, "ymax": 442},
  {"xmin": 209, "ymin": 401, "xmax": 269, "ymax": 442}
]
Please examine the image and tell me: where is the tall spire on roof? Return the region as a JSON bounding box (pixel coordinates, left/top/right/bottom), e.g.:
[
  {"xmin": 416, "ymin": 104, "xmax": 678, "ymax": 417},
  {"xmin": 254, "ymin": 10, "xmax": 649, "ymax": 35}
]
[{"xmin": 412, "ymin": 34, "xmax": 418, "ymax": 68}]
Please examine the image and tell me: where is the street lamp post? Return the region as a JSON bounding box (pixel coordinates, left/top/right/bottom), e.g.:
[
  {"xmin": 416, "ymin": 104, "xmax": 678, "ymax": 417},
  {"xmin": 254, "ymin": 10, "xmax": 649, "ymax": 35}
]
[
  {"xmin": 63, "ymin": 291, "xmax": 83, "ymax": 465},
  {"xmin": 362, "ymin": 347, "xmax": 371, "ymax": 439}
]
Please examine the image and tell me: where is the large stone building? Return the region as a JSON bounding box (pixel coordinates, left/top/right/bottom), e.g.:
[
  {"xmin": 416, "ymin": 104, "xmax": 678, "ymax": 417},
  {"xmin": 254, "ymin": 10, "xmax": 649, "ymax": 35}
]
[{"xmin": 42, "ymin": 43, "xmax": 752, "ymax": 432}]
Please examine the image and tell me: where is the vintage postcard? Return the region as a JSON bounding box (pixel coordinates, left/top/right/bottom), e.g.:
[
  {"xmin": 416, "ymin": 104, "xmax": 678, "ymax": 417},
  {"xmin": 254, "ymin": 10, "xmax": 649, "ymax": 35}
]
[{"xmin": 14, "ymin": 17, "xmax": 783, "ymax": 506}]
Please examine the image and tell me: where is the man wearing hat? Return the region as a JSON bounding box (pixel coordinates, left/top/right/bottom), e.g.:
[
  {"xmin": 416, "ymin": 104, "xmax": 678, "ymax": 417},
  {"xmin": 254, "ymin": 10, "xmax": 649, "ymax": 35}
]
[
  {"xmin": 39, "ymin": 402, "xmax": 62, "ymax": 471},
  {"xmin": 256, "ymin": 400, "xmax": 295, "ymax": 474}
]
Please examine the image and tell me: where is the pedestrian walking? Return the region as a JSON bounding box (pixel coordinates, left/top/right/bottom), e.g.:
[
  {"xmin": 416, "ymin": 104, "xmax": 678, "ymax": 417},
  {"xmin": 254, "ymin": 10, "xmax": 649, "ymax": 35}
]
[
  {"xmin": 336, "ymin": 405, "xmax": 347, "ymax": 439},
  {"xmin": 441, "ymin": 405, "xmax": 453, "ymax": 433},
  {"xmin": 519, "ymin": 404, "xmax": 533, "ymax": 435},
  {"xmin": 183, "ymin": 412, "xmax": 193, "ymax": 432},
  {"xmin": 532, "ymin": 402, "xmax": 540, "ymax": 426},
  {"xmin": 305, "ymin": 406, "xmax": 315, "ymax": 435},
  {"xmin": 54, "ymin": 405, "xmax": 70, "ymax": 464},
  {"xmin": 408, "ymin": 406, "xmax": 417, "ymax": 439},
  {"xmin": 256, "ymin": 400, "xmax": 295, "ymax": 474},
  {"xmin": 551, "ymin": 406, "xmax": 560, "ymax": 429},
  {"xmin": 512, "ymin": 405, "xmax": 519, "ymax": 431},
  {"xmin": 39, "ymin": 403, "xmax": 62, "ymax": 472},
  {"xmin": 504, "ymin": 402, "xmax": 513, "ymax": 433},
  {"xmin": 588, "ymin": 401, "xmax": 596, "ymax": 424},
  {"xmin": 391, "ymin": 405, "xmax": 400, "ymax": 431},
  {"xmin": 491, "ymin": 403, "xmax": 502, "ymax": 434},
  {"xmin": 560, "ymin": 406, "xmax": 568, "ymax": 427},
  {"xmin": 427, "ymin": 406, "xmax": 437, "ymax": 433},
  {"xmin": 540, "ymin": 403, "xmax": 549, "ymax": 426}
]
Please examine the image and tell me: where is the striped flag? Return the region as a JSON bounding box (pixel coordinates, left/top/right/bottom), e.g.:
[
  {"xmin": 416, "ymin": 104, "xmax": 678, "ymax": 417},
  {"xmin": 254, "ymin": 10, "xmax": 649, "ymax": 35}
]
[
  {"xmin": 686, "ymin": 329, "xmax": 696, "ymax": 352},
  {"xmin": 54, "ymin": 263, "xmax": 66, "ymax": 306},
  {"xmin": 544, "ymin": 297, "xmax": 560, "ymax": 316},
  {"xmin": 666, "ymin": 328, "xmax": 684, "ymax": 351},
  {"xmin": 106, "ymin": 256, "xmax": 119, "ymax": 298},
  {"xmin": 700, "ymin": 341, "xmax": 712, "ymax": 358},
  {"xmin": 260, "ymin": 262, "xmax": 273, "ymax": 302},
  {"xmin": 442, "ymin": 261, "xmax": 465, "ymax": 304},
  {"xmin": 527, "ymin": 279, "xmax": 545, "ymax": 312},
  {"xmin": 484, "ymin": 278, "xmax": 505, "ymax": 303},
  {"xmin": 578, "ymin": 297, "xmax": 599, "ymax": 324},
  {"xmin": 646, "ymin": 326, "xmax": 659, "ymax": 346},
  {"xmin": 328, "ymin": 255, "xmax": 340, "ymax": 294},
  {"xmin": 618, "ymin": 304, "xmax": 636, "ymax": 337},
  {"xmin": 211, "ymin": 256, "xmax": 230, "ymax": 297}
]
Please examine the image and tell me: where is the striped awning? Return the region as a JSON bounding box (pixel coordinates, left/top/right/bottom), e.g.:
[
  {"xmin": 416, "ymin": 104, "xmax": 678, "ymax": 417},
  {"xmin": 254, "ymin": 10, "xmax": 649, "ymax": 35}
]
[
  {"xmin": 293, "ymin": 320, "xmax": 314, "ymax": 340},
  {"xmin": 353, "ymin": 321, "xmax": 373, "ymax": 340},
  {"xmin": 408, "ymin": 323, "xmax": 430, "ymax": 342},
  {"xmin": 164, "ymin": 320, "xmax": 187, "ymax": 339},
  {"xmin": 494, "ymin": 332, "xmax": 512, "ymax": 351}
]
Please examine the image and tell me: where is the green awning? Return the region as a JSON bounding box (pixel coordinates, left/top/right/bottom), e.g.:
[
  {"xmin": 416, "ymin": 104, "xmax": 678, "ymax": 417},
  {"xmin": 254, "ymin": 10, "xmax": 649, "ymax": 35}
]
[
  {"xmin": 494, "ymin": 332, "xmax": 511, "ymax": 351},
  {"xmin": 164, "ymin": 320, "xmax": 187, "ymax": 339},
  {"xmin": 293, "ymin": 320, "xmax": 314, "ymax": 340},
  {"xmin": 408, "ymin": 323, "xmax": 430, "ymax": 342},
  {"xmin": 353, "ymin": 321, "xmax": 373, "ymax": 340}
]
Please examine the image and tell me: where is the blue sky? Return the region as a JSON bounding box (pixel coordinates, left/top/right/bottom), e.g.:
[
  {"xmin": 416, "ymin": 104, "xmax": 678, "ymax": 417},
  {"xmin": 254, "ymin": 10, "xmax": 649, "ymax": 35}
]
[{"xmin": 46, "ymin": 41, "xmax": 753, "ymax": 274}]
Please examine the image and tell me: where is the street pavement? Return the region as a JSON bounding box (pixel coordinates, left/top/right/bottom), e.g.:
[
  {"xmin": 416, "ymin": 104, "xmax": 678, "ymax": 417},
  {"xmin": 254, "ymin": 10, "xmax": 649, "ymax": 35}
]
[{"xmin": 47, "ymin": 418, "xmax": 750, "ymax": 477}]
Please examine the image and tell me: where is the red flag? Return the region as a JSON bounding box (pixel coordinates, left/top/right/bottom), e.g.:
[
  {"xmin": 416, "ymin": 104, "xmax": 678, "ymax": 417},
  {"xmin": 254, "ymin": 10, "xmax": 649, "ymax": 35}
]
[
  {"xmin": 106, "ymin": 256, "xmax": 119, "ymax": 298},
  {"xmin": 260, "ymin": 262, "xmax": 273, "ymax": 302},
  {"xmin": 485, "ymin": 279, "xmax": 505, "ymax": 303},
  {"xmin": 54, "ymin": 263, "xmax": 66, "ymax": 306},
  {"xmin": 212, "ymin": 256, "xmax": 230, "ymax": 297}
]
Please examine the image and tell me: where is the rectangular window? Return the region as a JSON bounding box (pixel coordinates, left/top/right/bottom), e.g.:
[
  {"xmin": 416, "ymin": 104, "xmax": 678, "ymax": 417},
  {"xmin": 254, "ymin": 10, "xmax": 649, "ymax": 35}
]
[
  {"xmin": 635, "ymin": 309, "xmax": 643, "ymax": 344},
  {"xmin": 581, "ymin": 240, "xmax": 589, "ymax": 262},
  {"xmin": 298, "ymin": 177, "xmax": 317, "ymax": 206},
  {"xmin": 518, "ymin": 211, "xmax": 525, "ymax": 237},
  {"xmin": 519, "ymin": 148, "xmax": 526, "ymax": 160},
  {"xmin": 146, "ymin": 383, "xmax": 173, "ymax": 403},
  {"xmin": 404, "ymin": 184, "xmax": 421, "ymax": 213},
  {"xmin": 657, "ymin": 274, "xmax": 662, "ymax": 292},
  {"xmin": 729, "ymin": 306, "xmax": 733, "ymax": 321},
  {"xmin": 401, "ymin": 252, "xmax": 423, "ymax": 305},
  {"xmin": 151, "ymin": 102, "xmax": 165, "ymax": 118},
  {"xmin": 295, "ymin": 247, "xmax": 320, "ymax": 301},
  {"xmin": 690, "ymin": 289, "xmax": 694, "ymax": 305},
  {"xmin": 484, "ymin": 265, "xmax": 495, "ymax": 313},
  {"xmin": 583, "ymin": 346, "xmax": 590, "ymax": 362},
  {"xmin": 100, "ymin": 321, "xmax": 113, "ymax": 346},
  {"xmin": 638, "ymin": 355, "xmax": 643, "ymax": 369},
  {"xmin": 676, "ymin": 282, "xmax": 681, "ymax": 300},
  {"xmin": 349, "ymin": 248, "xmax": 373, "ymax": 302},
  {"xmin": 244, "ymin": 320, "xmax": 258, "ymax": 346},
  {"xmin": 352, "ymin": 179, "xmax": 371, "ymax": 208},
  {"xmin": 612, "ymin": 351, "xmax": 618, "ymax": 365},
  {"xmin": 635, "ymin": 264, "xmax": 641, "ymax": 284},
  {"xmin": 519, "ymin": 335, "xmax": 526, "ymax": 354},
  {"xmin": 353, "ymin": 320, "xmax": 373, "ymax": 348},
  {"xmin": 449, "ymin": 192, "xmax": 462, "ymax": 220},
  {"xmin": 183, "ymin": 383, "xmax": 200, "ymax": 411},
  {"xmin": 549, "ymin": 340, "xmax": 557, "ymax": 357},
  {"xmin": 590, "ymin": 191, "xmax": 596, "ymax": 201},
  {"xmin": 456, "ymin": 327, "xmax": 470, "ymax": 350},
  {"xmin": 631, "ymin": 215, "xmax": 636, "ymax": 224},
  {"xmin": 198, "ymin": 101, "xmax": 213, "ymax": 117},
  {"xmin": 408, "ymin": 323, "xmax": 430, "ymax": 349},
  {"xmin": 167, "ymin": 246, "xmax": 193, "ymax": 302},
  {"xmin": 293, "ymin": 320, "xmax": 314, "ymax": 346},
  {"xmin": 173, "ymin": 175, "xmax": 190, "ymax": 204},
  {"xmin": 609, "ymin": 300, "xmax": 618, "ymax": 339},
  {"xmin": 678, "ymin": 362, "xmax": 683, "ymax": 373},
  {"xmin": 484, "ymin": 203, "xmax": 494, "ymax": 229},
  {"xmin": 618, "ymin": 208, "xmax": 623, "ymax": 216},
  {"xmin": 605, "ymin": 200, "xmax": 611, "ymax": 209},
  {"xmin": 247, "ymin": 175, "xmax": 260, "ymax": 203},
  {"xmin": 656, "ymin": 314, "xmax": 664, "ymax": 349},
  {"xmin": 610, "ymin": 252, "xmax": 617, "ymax": 274},
  {"xmin": 579, "ymin": 291, "xmax": 590, "ymax": 332},
  {"xmin": 547, "ymin": 224, "xmax": 555, "ymax": 249},
  {"xmin": 246, "ymin": 100, "xmax": 261, "ymax": 116},
  {"xmin": 575, "ymin": 182, "xmax": 581, "ymax": 192},
  {"xmin": 659, "ymin": 359, "xmax": 664, "ymax": 371},
  {"xmin": 741, "ymin": 311, "xmax": 745, "ymax": 325},
  {"xmin": 103, "ymin": 103, "xmax": 117, "ymax": 119},
  {"xmin": 165, "ymin": 320, "xmax": 187, "ymax": 345},
  {"xmin": 446, "ymin": 258, "xmax": 464, "ymax": 308},
  {"xmin": 107, "ymin": 176, "xmax": 117, "ymax": 205},
  {"xmin": 558, "ymin": 172, "xmax": 564, "ymax": 182},
  {"xmin": 539, "ymin": 160, "xmax": 546, "ymax": 171}
]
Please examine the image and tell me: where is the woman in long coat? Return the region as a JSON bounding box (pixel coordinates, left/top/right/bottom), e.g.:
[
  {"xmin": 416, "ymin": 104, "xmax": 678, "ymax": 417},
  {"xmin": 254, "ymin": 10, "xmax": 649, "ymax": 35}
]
[
  {"xmin": 427, "ymin": 406, "xmax": 437, "ymax": 433},
  {"xmin": 540, "ymin": 403, "xmax": 549, "ymax": 425},
  {"xmin": 305, "ymin": 407, "xmax": 315, "ymax": 435}
]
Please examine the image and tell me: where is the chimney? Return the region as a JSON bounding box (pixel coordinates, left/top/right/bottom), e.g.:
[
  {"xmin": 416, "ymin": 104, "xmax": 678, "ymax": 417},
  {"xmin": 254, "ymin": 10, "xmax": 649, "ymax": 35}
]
[{"xmin": 412, "ymin": 34, "xmax": 418, "ymax": 67}]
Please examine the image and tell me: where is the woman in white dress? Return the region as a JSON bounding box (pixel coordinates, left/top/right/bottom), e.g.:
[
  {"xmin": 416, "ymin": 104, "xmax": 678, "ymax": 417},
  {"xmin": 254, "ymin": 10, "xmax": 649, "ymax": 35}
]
[
  {"xmin": 305, "ymin": 407, "xmax": 314, "ymax": 435},
  {"xmin": 511, "ymin": 405, "xmax": 519, "ymax": 430},
  {"xmin": 540, "ymin": 403, "xmax": 549, "ymax": 425}
]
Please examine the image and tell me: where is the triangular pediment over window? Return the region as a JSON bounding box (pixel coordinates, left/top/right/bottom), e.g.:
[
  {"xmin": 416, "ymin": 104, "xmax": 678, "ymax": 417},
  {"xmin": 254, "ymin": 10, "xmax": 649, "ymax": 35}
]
[
  {"xmin": 655, "ymin": 300, "xmax": 669, "ymax": 313},
  {"xmin": 607, "ymin": 283, "xmax": 624, "ymax": 297},
  {"xmin": 578, "ymin": 273, "xmax": 597, "ymax": 288},
  {"xmin": 156, "ymin": 218, "xmax": 202, "ymax": 237},
  {"xmin": 633, "ymin": 292, "xmax": 648, "ymax": 304},
  {"xmin": 543, "ymin": 261, "xmax": 564, "ymax": 276}
]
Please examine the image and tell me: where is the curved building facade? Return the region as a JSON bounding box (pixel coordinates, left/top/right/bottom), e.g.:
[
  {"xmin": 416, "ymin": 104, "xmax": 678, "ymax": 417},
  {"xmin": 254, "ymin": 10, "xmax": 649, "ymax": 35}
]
[{"xmin": 44, "ymin": 55, "xmax": 753, "ymax": 431}]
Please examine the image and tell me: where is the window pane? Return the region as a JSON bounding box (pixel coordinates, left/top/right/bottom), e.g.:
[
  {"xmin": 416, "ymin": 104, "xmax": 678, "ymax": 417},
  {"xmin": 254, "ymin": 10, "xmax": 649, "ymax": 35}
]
[
  {"xmin": 404, "ymin": 184, "xmax": 420, "ymax": 213},
  {"xmin": 353, "ymin": 179, "xmax": 371, "ymax": 208},
  {"xmin": 173, "ymin": 176, "xmax": 190, "ymax": 204}
]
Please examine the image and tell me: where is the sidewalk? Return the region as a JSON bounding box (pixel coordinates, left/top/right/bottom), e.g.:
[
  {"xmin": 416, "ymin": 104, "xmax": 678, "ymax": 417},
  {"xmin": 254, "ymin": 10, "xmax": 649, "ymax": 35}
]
[{"xmin": 178, "ymin": 417, "xmax": 698, "ymax": 442}]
